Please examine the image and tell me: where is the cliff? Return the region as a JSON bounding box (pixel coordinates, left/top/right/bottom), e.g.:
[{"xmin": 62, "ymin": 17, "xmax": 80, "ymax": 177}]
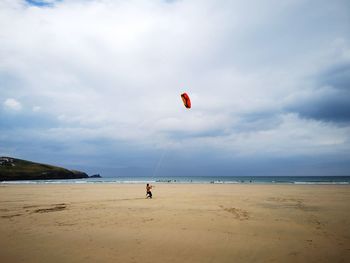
[{"xmin": 0, "ymin": 157, "xmax": 89, "ymax": 181}]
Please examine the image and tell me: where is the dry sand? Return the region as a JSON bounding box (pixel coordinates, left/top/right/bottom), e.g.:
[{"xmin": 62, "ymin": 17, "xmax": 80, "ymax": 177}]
[{"xmin": 0, "ymin": 184, "xmax": 349, "ymax": 263}]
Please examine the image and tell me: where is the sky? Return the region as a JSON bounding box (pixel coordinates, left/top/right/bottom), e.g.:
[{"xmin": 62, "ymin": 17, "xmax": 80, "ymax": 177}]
[{"xmin": 1, "ymin": 0, "xmax": 350, "ymax": 177}]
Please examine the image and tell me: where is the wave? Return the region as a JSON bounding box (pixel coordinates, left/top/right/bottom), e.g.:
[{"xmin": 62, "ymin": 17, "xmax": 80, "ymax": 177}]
[{"xmin": 293, "ymin": 181, "xmax": 349, "ymax": 185}]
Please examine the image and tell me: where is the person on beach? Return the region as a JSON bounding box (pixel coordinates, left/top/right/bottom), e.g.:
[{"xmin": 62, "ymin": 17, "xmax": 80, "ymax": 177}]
[{"xmin": 146, "ymin": 183, "xmax": 153, "ymax": 199}]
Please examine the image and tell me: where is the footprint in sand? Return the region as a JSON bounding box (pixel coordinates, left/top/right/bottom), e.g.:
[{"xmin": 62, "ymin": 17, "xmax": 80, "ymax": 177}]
[
  {"xmin": 141, "ymin": 217, "xmax": 154, "ymax": 223},
  {"xmin": 265, "ymin": 197, "xmax": 317, "ymax": 212},
  {"xmin": 220, "ymin": 206, "xmax": 250, "ymax": 220},
  {"xmin": 308, "ymin": 215, "xmax": 323, "ymax": 230},
  {"xmin": 1, "ymin": 213, "xmax": 22, "ymax": 219},
  {"xmin": 33, "ymin": 203, "xmax": 67, "ymax": 213}
]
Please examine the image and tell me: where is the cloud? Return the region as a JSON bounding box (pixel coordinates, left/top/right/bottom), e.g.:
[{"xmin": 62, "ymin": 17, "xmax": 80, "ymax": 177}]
[
  {"xmin": 0, "ymin": 0, "xmax": 349, "ymax": 175},
  {"xmin": 32, "ymin": 105, "xmax": 41, "ymax": 112},
  {"xmin": 284, "ymin": 40, "xmax": 350, "ymax": 124},
  {"xmin": 286, "ymin": 86, "xmax": 350, "ymax": 123},
  {"xmin": 3, "ymin": 98, "xmax": 22, "ymax": 111},
  {"xmin": 25, "ymin": 0, "xmax": 59, "ymax": 7}
]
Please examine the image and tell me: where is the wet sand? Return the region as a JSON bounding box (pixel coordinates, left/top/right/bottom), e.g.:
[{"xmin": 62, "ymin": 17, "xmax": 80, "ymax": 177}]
[{"xmin": 0, "ymin": 184, "xmax": 349, "ymax": 263}]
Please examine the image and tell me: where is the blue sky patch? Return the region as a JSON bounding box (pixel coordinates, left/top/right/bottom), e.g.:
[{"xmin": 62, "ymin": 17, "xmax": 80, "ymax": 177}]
[{"xmin": 25, "ymin": 0, "xmax": 57, "ymax": 7}]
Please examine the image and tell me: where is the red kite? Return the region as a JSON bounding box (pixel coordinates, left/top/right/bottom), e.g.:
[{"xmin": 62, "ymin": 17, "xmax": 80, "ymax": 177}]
[{"xmin": 181, "ymin": 93, "xmax": 191, "ymax": 109}]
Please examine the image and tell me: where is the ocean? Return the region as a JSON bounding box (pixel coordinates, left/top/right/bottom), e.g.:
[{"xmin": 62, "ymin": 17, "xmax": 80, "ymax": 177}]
[{"xmin": 1, "ymin": 176, "xmax": 350, "ymax": 185}]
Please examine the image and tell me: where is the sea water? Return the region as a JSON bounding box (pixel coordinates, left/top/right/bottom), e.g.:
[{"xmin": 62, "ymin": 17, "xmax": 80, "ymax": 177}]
[{"xmin": 1, "ymin": 176, "xmax": 350, "ymax": 185}]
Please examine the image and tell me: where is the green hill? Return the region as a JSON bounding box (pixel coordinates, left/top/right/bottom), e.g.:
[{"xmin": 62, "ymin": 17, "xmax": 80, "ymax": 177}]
[{"xmin": 0, "ymin": 157, "xmax": 88, "ymax": 181}]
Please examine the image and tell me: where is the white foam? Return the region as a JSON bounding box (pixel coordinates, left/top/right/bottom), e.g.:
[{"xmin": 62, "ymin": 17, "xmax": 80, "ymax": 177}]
[{"xmin": 294, "ymin": 181, "xmax": 349, "ymax": 185}]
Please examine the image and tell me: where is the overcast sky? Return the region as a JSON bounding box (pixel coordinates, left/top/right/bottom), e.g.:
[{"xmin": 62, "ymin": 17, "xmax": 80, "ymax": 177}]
[{"xmin": 1, "ymin": 0, "xmax": 350, "ymax": 176}]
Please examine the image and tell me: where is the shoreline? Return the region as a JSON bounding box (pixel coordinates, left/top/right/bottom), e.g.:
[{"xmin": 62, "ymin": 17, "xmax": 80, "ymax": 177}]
[{"xmin": 1, "ymin": 176, "xmax": 350, "ymax": 185}]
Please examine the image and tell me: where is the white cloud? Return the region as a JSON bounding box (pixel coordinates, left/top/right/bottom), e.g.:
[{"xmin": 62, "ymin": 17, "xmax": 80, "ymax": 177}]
[
  {"xmin": 0, "ymin": 0, "xmax": 349, "ymax": 168},
  {"xmin": 32, "ymin": 105, "xmax": 41, "ymax": 112},
  {"xmin": 3, "ymin": 98, "xmax": 22, "ymax": 111}
]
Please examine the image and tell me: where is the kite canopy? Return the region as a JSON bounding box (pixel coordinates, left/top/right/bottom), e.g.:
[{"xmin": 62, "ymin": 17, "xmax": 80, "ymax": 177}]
[{"xmin": 181, "ymin": 93, "xmax": 191, "ymax": 109}]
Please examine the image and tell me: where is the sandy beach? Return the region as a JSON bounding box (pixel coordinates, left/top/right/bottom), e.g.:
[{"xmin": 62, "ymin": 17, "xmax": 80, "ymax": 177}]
[{"xmin": 0, "ymin": 184, "xmax": 349, "ymax": 263}]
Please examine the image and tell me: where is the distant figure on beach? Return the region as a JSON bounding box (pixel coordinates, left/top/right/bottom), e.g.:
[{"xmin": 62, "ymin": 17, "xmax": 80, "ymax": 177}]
[{"xmin": 146, "ymin": 183, "xmax": 153, "ymax": 199}]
